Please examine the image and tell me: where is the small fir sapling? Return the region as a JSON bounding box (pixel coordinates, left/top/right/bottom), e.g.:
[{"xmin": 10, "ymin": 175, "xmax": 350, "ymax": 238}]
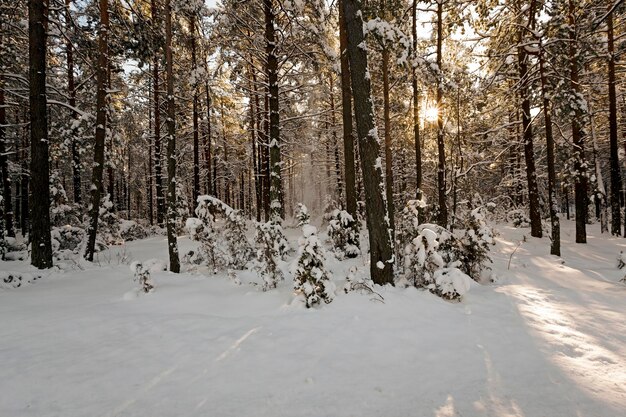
[
  {"xmin": 322, "ymin": 196, "xmax": 339, "ymax": 225},
  {"xmin": 186, "ymin": 214, "xmax": 224, "ymax": 273},
  {"xmin": 296, "ymin": 203, "xmax": 310, "ymax": 227},
  {"xmin": 130, "ymin": 261, "xmax": 155, "ymax": 293},
  {"xmin": 396, "ymin": 198, "xmax": 427, "ymax": 265},
  {"xmin": 255, "ymin": 221, "xmax": 284, "ymax": 290},
  {"xmin": 293, "ymin": 225, "xmax": 335, "ymax": 307},
  {"xmin": 327, "ymin": 209, "xmax": 360, "ymax": 259},
  {"xmin": 457, "ymin": 207, "xmax": 495, "ymax": 280}
]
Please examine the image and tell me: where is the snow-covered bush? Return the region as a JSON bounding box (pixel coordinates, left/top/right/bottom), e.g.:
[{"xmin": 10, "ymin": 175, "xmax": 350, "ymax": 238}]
[
  {"xmin": 403, "ymin": 224, "xmax": 470, "ymax": 301},
  {"xmin": 186, "ymin": 195, "xmax": 254, "ymax": 271},
  {"xmin": 119, "ymin": 220, "xmax": 148, "ymax": 242},
  {"xmin": 295, "ymin": 203, "xmax": 310, "ymax": 227},
  {"xmin": 255, "ymin": 221, "xmax": 284, "ymax": 291},
  {"xmin": 508, "ymin": 209, "xmax": 530, "ymax": 228},
  {"xmin": 51, "ymin": 225, "xmax": 86, "ymax": 252},
  {"xmin": 322, "ymin": 196, "xmax": 339, "ymax": 225},
  {"xmin": 327, "ymin": 209, "xmax": 360, "ymax": 259},
  {"xmin": 95, "ymin": 194, "xmax": 122, "ymax": 245},
  {"xmin": 456, "ymin": 207, "xmax": 495, "ymax": 279},
  {"xmin": 50, "ymin": 172, "xmax": 81, "ymax": 227},
  {"xmin": 130, "ymin": 261, "xmax": 154, "ymax": 293},
  {"xmin": 293, "ymin": 225, "xmax": 335, "ymax": 308},
  {"xmin": 396, "ymin": 198, "xmax": 427, "ymax": 265}
]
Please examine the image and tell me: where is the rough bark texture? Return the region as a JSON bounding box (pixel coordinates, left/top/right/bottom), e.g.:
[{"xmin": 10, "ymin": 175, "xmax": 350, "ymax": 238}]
[
  {"xmin": 204, "ymin": 83, "xmax": 212, "ymax": 196},
  {"xmin": 382, "ymin": 45, "xmax": 395, "ymax": 234},
  {"xmin": 29, "ymin": 0, "xmax": 53, "ymax": 268},
  {"xmin": 165, "ymin": 0, "xmax": 180, "ymax": 272},
  {"xmin": 569, "ymin": 0, "xmax": 587, "ymax": 244},
  {"xmin": 343, "ymin": 0, "xmax": 394, "ymax": 286},
  {"xmin": 0, "ymin": 75, "xmax": 14, "ymax": 237},
  {"xmin": 190, "ymin": 16, "xmax": 200, "ymax": 207},
  {"xmin": 412, "ymin": 0, "xmax": 422, "ymax": 201},
  {"xmin": 264, "ymin": 0, "xmax": 282, "ymax": 221},
  {"xmin": 152, "ymin": 0, "xmax": 164, "ymax": 226},
  {"xmin": 84, "ymin": 0, "xmax": 109, "ymax": 262},
  {"xmin": 607, "ymin": 9, "xmax": 621, "ymax": 236},
  {"xmin": 517, "ymin": 4, "xmax": 542, "ymax": 238},
  {"xmin": 339, "ymin": 0, "xmax": 357, "ymax": 218}
]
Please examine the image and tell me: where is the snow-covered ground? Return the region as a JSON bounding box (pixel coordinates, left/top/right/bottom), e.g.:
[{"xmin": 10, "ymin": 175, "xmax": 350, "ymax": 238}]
[{"xmin": 1, "ymin": 219, "xmax": 625, "ymax": 417}]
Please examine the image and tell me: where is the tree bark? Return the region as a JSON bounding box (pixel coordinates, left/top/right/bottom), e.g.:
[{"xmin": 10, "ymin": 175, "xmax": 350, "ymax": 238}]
[
  {"xmin": 382, "ymin": 45, "xmax": 395, "ymax": 234},
  {"xmin": 204, "ymin": 82, "xmax": 212, "ymax": 196},
  {"xmin": 165, "ymin": 0, "xmax": 180, "ymax": 272},
  {"xmin": 84, "ymin": 0, "xmax": 109, "ymax": 262},
  {"xmin": 436, "ymin": 0, "xmax": 447, "ymax": 227},
  {"xmin": 342, "ymin": 0, "xmax": 394, "ymax": 285},
  {"xmin": 412, "ymin": 0, "xmax": 422, "ymax": 202},
  {"xmin": 152, "ymin": 0, "xmax": 164, "ymax": 226},
  {"xmin": 569, "ymin": 0, "xmax": 587, "ymax": 243},
  {"xmin": 29, "ymin": 0, "xmax": 53, "ymax": 268},
  {"xmin": 607, "ymin": 8, "xmax": 621, "ymax": 236},
  {"xmin": 0, "ymin": 75, "xmax": 14, "ymax": 237},
  {"xmin": 190, "ymin": 16, "xmax": 200, "ymax": 207},
  {"xmin": 339, "ymin": 0, "xmax": 357, "ymax": 218}
]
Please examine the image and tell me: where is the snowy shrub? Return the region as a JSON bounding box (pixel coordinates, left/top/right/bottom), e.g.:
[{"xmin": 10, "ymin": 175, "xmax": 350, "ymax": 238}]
[
  {"xmin": 51, "ymin": 225, "xmax": 86, "ymax": 252},
  {"xmin": 130, "ymin": 262, "xmax": 155, "ymax": 293},
  {"xmin": 187, "ymin": 196, "xmax": 254, "ymax": 271},
  {"xmin": 396, "ymin": 198, "xmax": 427, "ymax": 265},
  {"xmin": 50, "ymin": 172, "xmax": 81, "ymax": 227},
  {"xmin": 327, "ymin": 209, "xmax": 360, "ymax": 259},
  {"xmin": 95, "ymin": 194, "xmax": 122, "ymax": 245},
  {"xmin": 403, "ymin": 224, "xmax": 470, "ymax": 301},
  {"xmin": 508, "ymin": 209, "xmax": 530, "ymax": 228},
  {"xmin": 227, "ymin": 269, "xmax": 241, "ymax": 285},
  {"xmin": 293, "ymin": 225, "xmax": 335, "ymax": 308},
  {"xmin": 456, "ymin": 207, "xmax": 495, "ymax": 279},
  {"xmin": 296, "ymin": 203, "xmax": 310, "ymax": 227},
  {"xmin": 119, "ymin": 220, "xmax": 148, "ymax": 242},
  {"xmin": 0, "ymin": 271, "xmax": 42, "ymax": 289},
  {"xmin": 255, "ymin": 221, "xmax": 284, "ymax": 291},
  {"xmin": 322, "ymin": 196, "xmax": 339, "ymax": 225}
]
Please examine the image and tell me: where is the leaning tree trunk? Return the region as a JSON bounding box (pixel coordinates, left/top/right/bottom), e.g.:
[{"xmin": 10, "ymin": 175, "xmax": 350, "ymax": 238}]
[
  {"xmin": 338, "ymin": 0, "xmax": 357, "ymax": 219},
  {"xmin": 29, "ymin": 0, "xmax": 53, "ymax": 268},
  {"xmin": 84, "ymin": 0, "xmax": 109, "ymax": 262},
  {"xmin": 343, "ymin": 0, "xmax": 394, "ymax": 286},
  {"xmin": 264, "ymin": 0, "xmax": 282, "ymax": 221},
  {"xmin": 607, "ymin": 8, "xmax": 621, "ymax": 236},
  {"xmin": 165, "ymin": 0, "xmax": 180, "ymax": 273},
  {"xmin": 569, "ymin": 0, "xmax": 587, "ymax": 243}
]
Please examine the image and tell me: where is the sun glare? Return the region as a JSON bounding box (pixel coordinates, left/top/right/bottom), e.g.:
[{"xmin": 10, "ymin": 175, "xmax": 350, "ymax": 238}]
[{"xmin": 424, "ymin": 106, "xmax": 439, "ymax": 122}]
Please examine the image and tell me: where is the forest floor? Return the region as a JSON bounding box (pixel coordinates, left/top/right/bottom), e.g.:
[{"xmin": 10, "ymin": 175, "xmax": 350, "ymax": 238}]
[{"xmin": 1, "ymin": 219, "xmax": 625, "ymax": 417}]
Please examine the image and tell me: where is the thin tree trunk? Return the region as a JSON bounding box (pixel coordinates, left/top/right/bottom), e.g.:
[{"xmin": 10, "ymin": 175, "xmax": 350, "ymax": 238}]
[
  {"xmin": 148, "ymin": 84, "xmax": 154, "ymax": 225},
  {"xmin": 589, "ymin": 100, "xmax": 607, "ymax": 234},
  {"xmin": 190, "ymin": 16, "xmax": 200, "ymax": 206},
  {"xmin": 339, "ymin": 1, "xmax": 357, "ymax": 218},
  {"xmin": 0, "ymin": 75, "xmax": 14, "ymax": 237},
  {"xmin": 436, "ymin": 0, "xmax": 447, "ymax": 227},
  {"xmin": 569, "ymin": 0, "xmax": 587, "ymax": 243},
  {"xmin": 343, "ymin": 0, "xmax": 394, "ymax": 286},
  {"xmin": 165, "ymin": 0, "xmax": 180, "ymax": 272},
  {"xmin": 29, "ymin": 0, "xmax": 53, "ymax": 268},
  {"xmin": 152, "ymin": 0, "xmax": 164, "ymax": 226},
  {"xmin": 607, "ymin": 8, "xmax": 621, "ymax": 235},
  {"xmin": 539, "ymin": 38, "xmax": 560, "ymax": 255},
  {"xmin": 249, "ymin": 67, "xmax": 261, "ymax": 221},
  {"xmin": 204, "ymin": 82, "xmax": 212, "ymax": 196},
  {"xmin": 412, "ymin": 0, "xmax": 422, "ymax": 202},
  {"xmin": 382, "ymin": 45, "xmax": 395, "ymax": 234},
  {"xmin": 84, "ymin": 0, "xmax": 109, "ymax": 261},
  {"xmin": 64, "ymin": 0, "xmax": 81, "ymax": 205}
]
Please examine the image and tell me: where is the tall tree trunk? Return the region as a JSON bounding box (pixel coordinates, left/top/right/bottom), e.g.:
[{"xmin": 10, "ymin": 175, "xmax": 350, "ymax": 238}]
[
  {"xmin": 84, "ymin": 0, "xmax": 109, "ymax": 262},
  {"xmin": 343, "ymin": 0, "xmax": 394, "ymax": 286},
  {"xmin": 165, "ymin": 0, "xmax": 180, "ymax": 272},
  {"xmin": 589, "ymin": 100, "xmax": 608, "ymax": 234},
  {"xmin": 436, "ymin": 0, "xmax": 447, "ymax": 227},
  {"xmin": 29, "ymin": 0, "xmax": 53, "ymax": 268},
  {"xmin": 20, "ymin": 109, "xmax": 29, "ymax": 235},
  {"xmin": 190, "ymin": 16, "xmax": 200, "ymax": 207},
  {"xmin": 152, "ymin": 0, "xmax": 164, "ymax": 226},
  {"xmin": 382, "ymin": 45, "xmax": 395, "ymax": 234},
  {"xmin": 412, "ymin": 0, "xmax": 422, "ymax": 202},
  {"xmin": 0, "ymin": 75, "xmax": 14, "ymax": 237},
  {"xmin": 264, "ymin": 0, "xmax": 282, "ymax": 221},
  {"xmin": 249, "ymin": 67, "xmax": 261, "ymax": 222},
  {"xmin": 517, "ymin": 2, "xmax": 542, "ymax": 238},
  {"xmin": 539, "ymin": 39, "xmax": 560, "ymax": 255},
  {"xmin": 339, "ymin": 0, "xmax": 357, "ymax": 218},
  {"xmin": 204, "ymin": 82, "xmax": 212, "ymax": 196},
  {"xmin": 148, "ymin": 85, "xmax": 154, "ymax": 225},
  {"xmin": 64, "ymin": 0, "xmax": 81, "ymax": 204},
  {"xmin": 607, "ymin": 8, "xmax": 621, "ymax": 236},
  {"xmin": 329, "ymin": 76, "xmax": 342, "ymax": 203},
  {"xmin": 569, "ymin": 0, "xmax": 587, "ymax": 243}
]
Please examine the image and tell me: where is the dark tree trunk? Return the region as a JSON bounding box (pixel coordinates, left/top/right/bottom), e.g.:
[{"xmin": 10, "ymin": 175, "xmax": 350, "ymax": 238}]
[
  {"xmin": 343, "ymin": 0, "xmax": 394, "ymax": 286},
  {"xmin": 204, "ymin": 82, "xmax": 212, "ymax": 196},
  {"xmin": 0, "ymin": 75, "xmax": 14, "ymax": 237},
  {"xmin": 436, "ymin": 1, "xmax": 447, "ymax": 227},
  {"xmin": 339, "ymin": 0, "xmax": 357, "ymax": 218},
  {"xmin": 517, "ymin": 3, "xmax": 542, "ymax": 238},
  {"xmin": 165, "ymin": 0, "xmax": 180, "ymax": 272},
  {"xmin": 148, "ymin": 90, "xmax": 154, "ymax": 225},
  {"xmin": 152, "ymin": 0, "xmax": 164, "ymax": 226},
  {"xmin": 64, "ymin": 0, "xmax": 81, "ymax": 205},
  {"xmin": 607, "ymin": 8, "xmax": 621, "ymax": 236},
  {"xmin": 190, "ymin": 16, "xmax": 200, "ymax": 206},
  {"xmin": 382, "ymin": 45, "xmax": 395, "ymax": 234},
  {"xmin": 249, "ymin": 66, "xmax": 261, "ymax": 221},
  {"xmin": 262, "ymin": 88, "xmax": 270, "ymax": 220},
  {"xmin": 569, "ymin": 0, "xmax": 587, "ymax": 243},
  {"xmin": 264, "ymin": 0, "xmax": 282, "ymax": 221},
  {"xmin": 329, "ymin": 75, "xmax": 343, "ymax": 204},
  {"xmin": 29, "ymin": 0, "xmax": 53, "ymax": 268},
  {"xmin": 84, "ymin": 0, "xmax": 109, "ymax": 262},
  {"xmin": 412, "ymin": 0, "xmax": 422, "ymax": 202},
  {"xmin": 539, "ymin": 38, "xmax": 560, "ymax": 256}
]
